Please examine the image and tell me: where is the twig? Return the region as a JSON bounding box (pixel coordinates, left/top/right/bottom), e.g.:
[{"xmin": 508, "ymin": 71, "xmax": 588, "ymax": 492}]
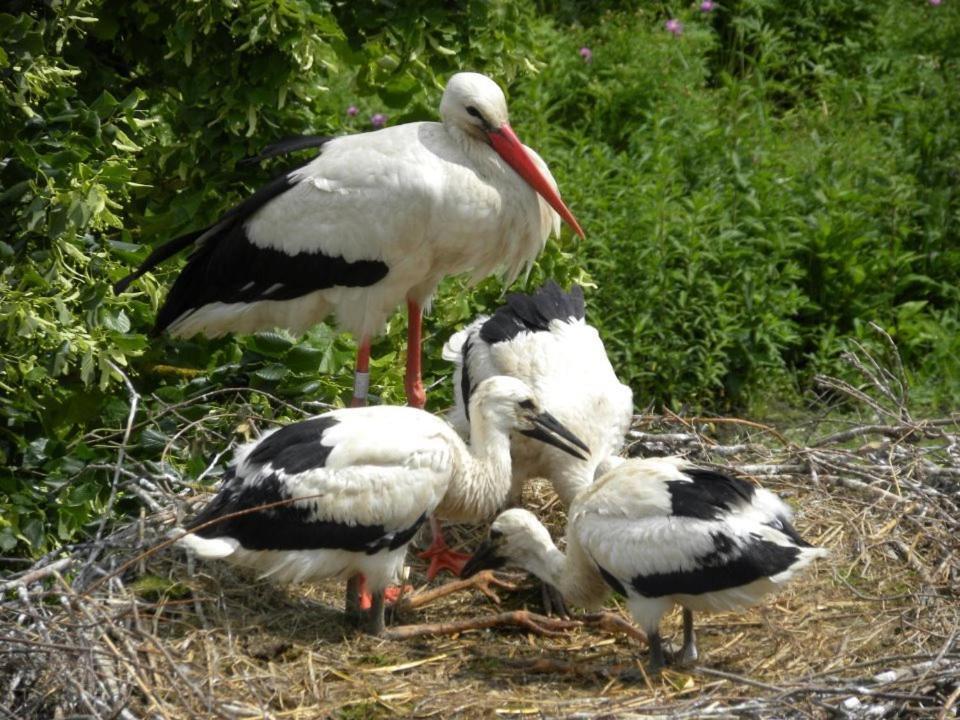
[{"xmin": 0, "ymin": 558, "xmax": 73, "ymax": 593}]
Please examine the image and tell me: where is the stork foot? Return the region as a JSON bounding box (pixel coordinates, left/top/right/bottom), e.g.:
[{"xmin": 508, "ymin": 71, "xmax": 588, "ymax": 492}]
[
  {"xmin": 540, "ymin": 582, "xmax": 570, "ymax": 618},
  {"xmin": 418, "ymin": 539, "xmax": 470, "ymax": 579}
]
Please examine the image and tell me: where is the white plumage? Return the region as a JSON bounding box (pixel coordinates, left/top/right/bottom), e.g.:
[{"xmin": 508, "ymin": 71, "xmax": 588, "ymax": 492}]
[
  {"xmin": 116, "ymin": 72, "xmax": 584, "ymax": 408},
  {"xmin": 462, "ymin": 456, "xmax": 827, "ymax": 670},
  {"xmin": 444, "ymin": 281, "xmax": 633, "ymax": 506},
  {"xmin": 175, "ymin": 376, "xmax": 588, "ymax": 634}
]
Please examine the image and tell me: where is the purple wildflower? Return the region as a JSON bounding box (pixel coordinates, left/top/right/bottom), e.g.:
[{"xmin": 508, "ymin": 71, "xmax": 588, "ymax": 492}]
[
  {"xmin": 929, "ymin": 0, "xmax": 942, "ymax": 5},
  {"xmin": 700, "ymin": 0, "xmax": 715, "ymax": 11},
  {"xmin": 346, "ymin": 105, "xmax": 359, "ymax": 117},
  {"xmin": 371, "ymin": 113, "xmax": 387, "ymax": 129},
  {"xmin": 665, "ymin": 18, "xmax": 683, "ymax": 35},
  {"xmin": 579, "ymin": 46, "xmax": 593, "ymax": 62}
]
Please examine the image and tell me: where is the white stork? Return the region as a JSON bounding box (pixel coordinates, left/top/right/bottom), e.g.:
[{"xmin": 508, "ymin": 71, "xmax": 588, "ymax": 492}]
[
  {"xmin": 462, "ymin": 457, "xmax": 827, "ymax": 671},
  {"xmin": 114, "ymin": 72, "xmax": 584, "ymax": 409},
  {"xmin": 426, "ymin": 280, "xmax": 632, "ymax": 580},
  {"xmin": 445, "ymin": 280, "xmax": 634, "ymax": 506},
  {"xmin": 175, "ymin": 375, "xmax": 589, "ymax": 635}
]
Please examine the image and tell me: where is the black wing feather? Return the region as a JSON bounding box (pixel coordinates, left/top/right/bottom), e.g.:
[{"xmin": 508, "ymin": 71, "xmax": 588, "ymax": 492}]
[
  {"xmin": 479, "ymin": 281, "xmax": 585, "ymax": 345},
  {"xmin": 666, "ymin": 468, "xmax": 756, "ymax": 521},
  {"xmin": 238, "ymin": 135, "xmax": 334, "ymax": 165},
  {"xmin": 115, "ymin": 136, "xmax": 389, "ymax": 336},
  {"xmin": 188, "ymin": 416, "xmax": 426, "ymax": 554},
  {"xmin": 630, "ymin": 532, "xmax": 801, "ymax": 598}
]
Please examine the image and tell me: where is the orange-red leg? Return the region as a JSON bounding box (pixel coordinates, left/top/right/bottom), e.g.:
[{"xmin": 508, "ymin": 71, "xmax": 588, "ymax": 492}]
[
  {"xmin": 405, "ymin": 300, "xmax": 426, "ymax": 409},
  {"xmin": 353, "ymin": 574, "xmax": 412, "ymax": 612},
  {"xmin": 418, "ymin": 516, "xmax": 471, "ymax": 579},
  {"xmin": 351, "ymin": 337, "xmax": 372, "ymax": 408}
]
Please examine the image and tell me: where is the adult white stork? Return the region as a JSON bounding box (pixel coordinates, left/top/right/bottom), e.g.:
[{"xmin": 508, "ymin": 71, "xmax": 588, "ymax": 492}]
[
  {"xmin": 114, "ymin": 72, "xmax": 584, "ymax": 409},
  {"xmin": 174, "ymin": 375, "xmax": 589, "ymax": 635},
  {"xmin": 462, "ymin": 457, "xmax": 827, "ymax": 671},
  {"xmin": 426, "ymin": 281, "xmax": 632, "ymax": 581}
]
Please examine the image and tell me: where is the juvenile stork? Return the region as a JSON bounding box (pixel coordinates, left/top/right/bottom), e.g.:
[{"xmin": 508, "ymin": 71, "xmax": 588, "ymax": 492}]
[
  {"xmin": 114, "ymin": 72, "xmax": 584, "ymax": 409},
  {"xmin": 174, "ymin": 376, "xmax": 588, "ymax": 635},
  {"xmin": 427, "ymin": 281, "xmax": 632, "ymax": 579},
  {"xmin": 445, "ymin": 280, "xmax": 633, "ymax": 505},
  {"xmin": 462, "ymin": 457, "xmax": 827, "ymax": 671}
]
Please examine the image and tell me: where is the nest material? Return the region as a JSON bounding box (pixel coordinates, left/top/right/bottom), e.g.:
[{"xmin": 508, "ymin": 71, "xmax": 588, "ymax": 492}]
[{"xmin": 2, "ymin": 328, "xmax": 958, "ymax": 719}]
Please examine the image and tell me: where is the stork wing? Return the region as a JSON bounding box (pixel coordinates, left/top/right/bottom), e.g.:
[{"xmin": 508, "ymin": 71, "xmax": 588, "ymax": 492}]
[
  {"xmin": 113, "ymin": 136, "xmax": 390, "ymax": 336},
  {"xmin": 188, "ymin": 410, "xmax": 452, "ymax": 554},
  {"xmin": 572, "ymin": 459, "xmax": 804, "ymax": 597}
]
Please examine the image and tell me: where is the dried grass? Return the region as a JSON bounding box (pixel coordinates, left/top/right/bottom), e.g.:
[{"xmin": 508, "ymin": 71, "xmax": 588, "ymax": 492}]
[{"xmin": 2, "ymin": 327, "xmax": 958, "ymax": 719}]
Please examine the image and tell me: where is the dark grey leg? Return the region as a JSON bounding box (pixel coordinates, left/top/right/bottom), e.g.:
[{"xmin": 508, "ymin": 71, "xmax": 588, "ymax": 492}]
[
  {"xmin": 647, "ymin": 629, "xmax": 666, "ymax": 673},
  {"xmin": 345, "ymin": 574, "xmax": 362, "ymax": 625},
  {"xmin": 363, "ymin": 590, "xmax": 386, "ymax": 636},
  {"xmin": 540, "ymin": 582, "xmax": 570, "ymax": 618},
  {"xmin": 680, "ymin": 608, "xmax": 698, "ymax": 665}
]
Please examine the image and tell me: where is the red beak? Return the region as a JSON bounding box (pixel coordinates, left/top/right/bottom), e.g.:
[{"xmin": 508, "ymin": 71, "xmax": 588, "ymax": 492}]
[{"xmin": 488, "ymin": 123, "xmax": 585, "ymax": 239}]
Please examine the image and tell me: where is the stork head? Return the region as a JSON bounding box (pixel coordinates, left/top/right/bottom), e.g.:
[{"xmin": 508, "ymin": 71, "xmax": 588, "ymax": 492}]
[
  {"xmin": 440, "ymin": 72, "xmax": 510, "ymax": 140},
  {"xmin": 460, "ymin": 508, "xmax": 553, "ymax": 579},
  {"xmin": 440, "ymin": 72, "xmax": 585, "ymax": 239},
  {"xmin": 470, "ymin": 376, "xmax": 590, "ymax": 460}
]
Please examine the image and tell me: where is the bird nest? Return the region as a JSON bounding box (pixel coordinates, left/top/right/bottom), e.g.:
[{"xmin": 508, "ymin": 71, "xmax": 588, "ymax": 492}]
[{"xmin": 2, "ymin": 330, "xmax": 958, "ymax": 719}]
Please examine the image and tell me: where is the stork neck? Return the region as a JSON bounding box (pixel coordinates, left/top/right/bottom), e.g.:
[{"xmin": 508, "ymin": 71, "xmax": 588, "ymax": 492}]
[
  {"xmin": 461, "ymin": 413, "xmax": 514, "ymax": 516},
  {"xmin": 513, "ymin": 529, "xmax": 610, "ymax": 612},
  {"xmin": 526, "ymin": 541, "xmax": 568, "ymax": 591},
  {"xmin": 446, "ymin": 124, "xmax": 501, "ymax": 178}
]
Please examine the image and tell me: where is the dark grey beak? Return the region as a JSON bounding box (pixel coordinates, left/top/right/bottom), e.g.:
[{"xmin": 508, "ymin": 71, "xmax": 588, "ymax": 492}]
[
  {"xmin": 460, "ymin": 538, "xmax": 507, "ymax": 579},
  {"xmin": 518, "ymin": 411, "xmax": 590, "ymax": 461}
]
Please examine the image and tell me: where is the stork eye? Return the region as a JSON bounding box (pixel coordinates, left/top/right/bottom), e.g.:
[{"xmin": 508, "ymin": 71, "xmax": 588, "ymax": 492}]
[
  {"xmin": 518, "ymin": 399, "xmax": 536, "ymax": 410},
  {"xmin": 465, "ymin": 105, "xmax": 483, "ymax": 119}
]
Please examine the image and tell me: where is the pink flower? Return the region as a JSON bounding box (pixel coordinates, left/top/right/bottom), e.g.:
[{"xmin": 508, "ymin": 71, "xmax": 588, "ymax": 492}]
[
  {"xmin": 665, "ymin": 18, "xmax": 683, "ymax": 35},
  {"xmin": 371, "ymin": 113, "xmax": 387, "ymax": 129},
  {"xmin": 579, "ymin": 46, "xmax": 593, "ymax": 62},
  {"xmin": 929, "ymin": 0, "xmax": 942, "ymax": 5},
  {"xmin": 700, "ymin": 0, "xmax": 715, "ymax": 11},
  {"xmin": 346, "ymin": 105, "xmax": 359, "ymax": 117}
]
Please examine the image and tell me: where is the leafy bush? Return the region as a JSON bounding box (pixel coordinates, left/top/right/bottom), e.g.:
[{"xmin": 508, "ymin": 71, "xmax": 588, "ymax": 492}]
[{"xmin": 0, "ymin": 0, "xmax": 541, "ymax": 553}]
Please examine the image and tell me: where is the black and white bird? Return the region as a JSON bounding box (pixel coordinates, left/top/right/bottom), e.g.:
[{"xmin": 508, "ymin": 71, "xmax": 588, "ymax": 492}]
[
  {"xmin": 114, "ymin": 72, "xmax": 584, "ymax": 409},
  {"xmin": 462, "ymin": 456, "xmax": 827, "ymax": 671},
  {"xmin": 444, "ymin": 281, "xmax": 633, "ymax": 507},
  {"xmin": 174, "ymin": 375, "xmax": 589, "ymax": 635}
]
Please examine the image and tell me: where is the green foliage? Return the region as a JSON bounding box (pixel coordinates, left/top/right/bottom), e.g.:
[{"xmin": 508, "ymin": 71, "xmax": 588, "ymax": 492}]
[
  {"xmin": 2, "ymin": 0, "xmax": 959, "ymax": 556},
  {"xmin": 0, "ymin": 0, "xmax": 541, "ymax": 554}
]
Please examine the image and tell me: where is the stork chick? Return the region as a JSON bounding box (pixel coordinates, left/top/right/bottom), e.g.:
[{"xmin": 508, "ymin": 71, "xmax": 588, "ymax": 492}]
[
  {"xmin": 445, "ymin": 280, "xmax": 633, "ymax": 506},
  {"xmin": 428, "ymin": 280, "xmax": 632, "ymax": 582},
  {"xmin": 462, "ymin": 457, "xmax": 827, "ymax": 671},
  {"xmin": 174, "ymin": 376, "xmax": 588, "ymax": 635}
]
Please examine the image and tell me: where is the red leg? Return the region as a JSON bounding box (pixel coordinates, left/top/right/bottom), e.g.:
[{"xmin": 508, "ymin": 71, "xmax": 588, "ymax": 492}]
[
  {"xmin": 418, "ymin": 515, "xmax": 471, "ymax": 580},
  {"xmin": 351, "ymin": 337, "xmax": 371, "ymax": 408},
  {"xmin": 356, "ymin": 573, "xmax": 413, "ymax": 610},
  {"xmin": 405, "ymin": 300, "xmax": 426, "ymax": 409}
]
